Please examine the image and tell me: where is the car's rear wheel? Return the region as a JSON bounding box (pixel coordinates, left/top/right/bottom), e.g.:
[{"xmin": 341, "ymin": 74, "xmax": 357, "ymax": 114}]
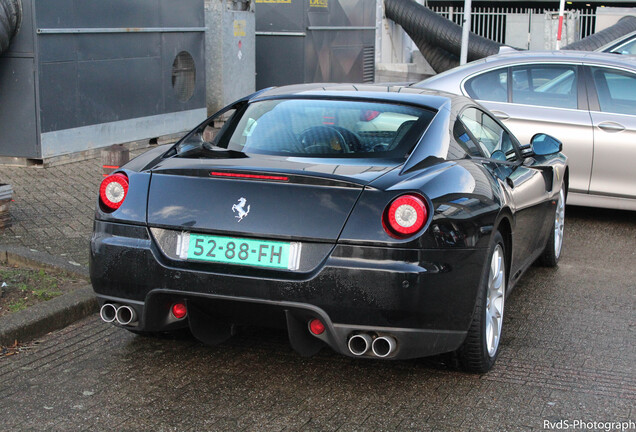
[
  {"xmin": 457, "ymin": 231, "xmax": 506, "ymax": 373},
  {"xmin": 537, "ymin": 186, "xmax": 565, "ymax": 267}
]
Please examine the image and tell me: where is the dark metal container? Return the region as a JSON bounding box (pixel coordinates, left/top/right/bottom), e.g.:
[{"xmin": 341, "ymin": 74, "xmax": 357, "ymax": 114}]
[
  {"xmin": 255, "ymin": 0, "xmax": 376, "ymax": 89},
  {"xmin": 0, "ymin": 0, "xmax": 207, "ymax": 162}
]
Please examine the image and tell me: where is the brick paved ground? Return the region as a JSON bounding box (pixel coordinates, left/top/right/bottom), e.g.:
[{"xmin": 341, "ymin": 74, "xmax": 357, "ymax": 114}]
[
  {"xmin": 0, "ymin": 201, "xmax": 634, "ymax": 430},
  {"xmin": 0, "ymin": 150, "xmax": 147, "ymax": 268}
]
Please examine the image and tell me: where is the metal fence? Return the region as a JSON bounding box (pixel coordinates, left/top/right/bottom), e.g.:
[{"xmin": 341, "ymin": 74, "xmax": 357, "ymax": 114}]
[{"xmin": 429, "ymin": 6, "xmax": 597, "ymax": 44}]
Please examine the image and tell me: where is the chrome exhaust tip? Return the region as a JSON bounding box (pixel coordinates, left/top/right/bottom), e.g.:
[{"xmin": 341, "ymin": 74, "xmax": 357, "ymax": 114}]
[
  {"xmin": 115, "ymin": 305, "xmax": 138, "ymax": 326},
  {"xmin": 99, "ymin": 303, "xmax": 118, "ymax": 323},
  {"xmin": 348, "ymin": 333, "xmax": 372, "ymax": 356},
  {"xmin": 372, "ymin": 335, "xmax": 397, "ymax": 358}
]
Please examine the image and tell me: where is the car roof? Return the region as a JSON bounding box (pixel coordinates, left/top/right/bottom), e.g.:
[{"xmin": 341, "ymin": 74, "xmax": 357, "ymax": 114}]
[
  {"xmin": 251, "ymin": 83, "xmax": 464, "ymax": 111},
  {"xmin": 486, "ymin": 49, "xmax": 636, "ymax": 67}
]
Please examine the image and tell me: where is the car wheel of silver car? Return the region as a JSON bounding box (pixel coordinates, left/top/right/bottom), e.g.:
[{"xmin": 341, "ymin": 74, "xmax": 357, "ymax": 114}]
[
  {"xmin": 538, "ymin": 185, "xmax": 566, "ymax": 267},
  {"xmin": 457, "ymin": 231, "xmax": 506, "ymax": 373}
]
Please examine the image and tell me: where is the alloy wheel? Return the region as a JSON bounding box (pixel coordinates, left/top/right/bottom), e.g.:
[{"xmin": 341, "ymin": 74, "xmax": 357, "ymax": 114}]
[
  {"xmin": 486, "ymin": 244, "xmax": 505, "ymax": 357},
  {"xmin": 554, "ymin": 188, "xmax": 565, "ymax": 259}
]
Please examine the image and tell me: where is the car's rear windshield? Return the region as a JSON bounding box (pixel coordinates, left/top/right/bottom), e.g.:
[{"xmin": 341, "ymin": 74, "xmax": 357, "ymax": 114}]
[{"xmin": 196, "ymin": 99, "xmax": 436, "ymax": 159}]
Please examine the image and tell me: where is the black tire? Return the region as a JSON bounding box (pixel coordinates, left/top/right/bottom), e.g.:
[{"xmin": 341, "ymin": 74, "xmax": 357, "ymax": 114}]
[
  {"xmin": 537, "ymin": 186, "xmax": 566, "ymax": 267},
  {"xmin": 456, "ymin": 231, "xmax": 506, "ymax": 373}
]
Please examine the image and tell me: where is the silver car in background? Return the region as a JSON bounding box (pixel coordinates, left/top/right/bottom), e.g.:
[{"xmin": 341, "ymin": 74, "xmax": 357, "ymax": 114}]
[{"xmin": 414, "ymin": 51, "xmax": 636, "ymax": 211}]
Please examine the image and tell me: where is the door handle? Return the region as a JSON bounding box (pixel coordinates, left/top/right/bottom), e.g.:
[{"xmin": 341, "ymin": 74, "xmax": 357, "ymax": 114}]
[
  {"xmin": 491, "ymin": 110, "xmax": 510, "ymax": 120},
  {"xmin": 598, "ymin": 121, "xmax": 625, "ymax": 132}
]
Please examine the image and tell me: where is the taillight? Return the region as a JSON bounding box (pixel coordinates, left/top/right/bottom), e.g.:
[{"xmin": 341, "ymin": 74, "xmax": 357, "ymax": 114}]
[
  {"xmin": 383, "ymin": 194, "xmax": 428, "ymax": 238},
  {"xmin": 99, "ymin": 173, "xmax": 129, "ymax": 212}
]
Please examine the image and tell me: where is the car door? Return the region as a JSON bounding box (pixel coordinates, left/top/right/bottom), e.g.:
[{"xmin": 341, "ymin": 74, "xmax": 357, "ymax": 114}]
[
  {"xmin": 457, "ymin": 107, "xmax": 552, "ymax": 272},
  {"xmin": 463, "ymin": 64, "xmax": 594, "ymax": 197},
  {"xmin": 585, "ymin": 65, "xmax": 636, "ymax": 200}
]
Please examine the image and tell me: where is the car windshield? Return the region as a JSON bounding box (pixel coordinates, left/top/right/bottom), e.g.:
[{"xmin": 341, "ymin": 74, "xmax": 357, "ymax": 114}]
[{"xmin": 177, "ymin": 99, "xmax": 435, "ymax": 159}]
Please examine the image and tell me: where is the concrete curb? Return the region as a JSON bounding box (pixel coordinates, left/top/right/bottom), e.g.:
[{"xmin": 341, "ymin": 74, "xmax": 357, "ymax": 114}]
[
  {"xmin": 0, "ymin": 245, "xmax": 89, "ymax": 278},
  {"xmin": 0, "ymin": 247, "xmax": 97, "ymax": 346},
  {"xmin": 0, "ymin": 285, "xmax": 98, "ymax": 346}
]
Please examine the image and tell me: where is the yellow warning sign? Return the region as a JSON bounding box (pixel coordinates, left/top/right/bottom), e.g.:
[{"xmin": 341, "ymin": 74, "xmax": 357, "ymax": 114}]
[
  {"xmin": 310, "ymin": 0, "xmax": 328, "ymax": 7},
  {"xmin": 233, "ymin": 20, "xmax": 246, "ymax": 37},
  {"xmin": 255, "ymin": 0, "xmax": 291, "ymax": 3}
]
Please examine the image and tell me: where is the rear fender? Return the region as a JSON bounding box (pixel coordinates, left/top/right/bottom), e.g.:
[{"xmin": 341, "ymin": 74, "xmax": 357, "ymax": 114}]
[
  {"xmin": 342, "ymin": 160, "xmax": 500, "ymax": 249},
  {"xmin": 96, "ymin": 169, "xmax": 151, "ymax": 226}
]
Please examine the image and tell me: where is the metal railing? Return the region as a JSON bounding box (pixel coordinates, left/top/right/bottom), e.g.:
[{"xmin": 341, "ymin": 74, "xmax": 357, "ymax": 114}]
[{"xmin": 429, "ymin": 6, "xmax": 597, "ymax": 45}]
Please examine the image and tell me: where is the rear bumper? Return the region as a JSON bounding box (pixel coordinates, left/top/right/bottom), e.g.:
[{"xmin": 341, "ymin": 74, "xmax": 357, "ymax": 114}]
[{"xmin": 90, "ymin": 220, "xmax": 488, "ymax": 359}]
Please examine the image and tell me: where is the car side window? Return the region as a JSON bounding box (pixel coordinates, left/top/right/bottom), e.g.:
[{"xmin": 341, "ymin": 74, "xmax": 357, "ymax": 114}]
[
  {"xmin": 609, "ymin": 37, "xmax": 636, "ymax": 55},
  {"xmin": 464, "ymin": 68, "xmax": 508, "ymax": 102},
  {"xmin": 511, "ymin": 64, "xmax": 578, "ymax": 109},
  {"xmin": 590, "ymin": 67, "xmax": 636, "ymax": 116},
  {"xmin": 458, "ymin": 108, "xmax": 518, "ymax": 162},
  {"xmin": 453, "ymin": 119, "xmax": 483, "ymax": 157}
]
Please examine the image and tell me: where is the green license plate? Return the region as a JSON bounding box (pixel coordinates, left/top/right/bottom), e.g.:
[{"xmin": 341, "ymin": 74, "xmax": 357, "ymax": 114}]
[{"xmin": 177, "ymin": 233, "xmax": 301, "ymax": 270}]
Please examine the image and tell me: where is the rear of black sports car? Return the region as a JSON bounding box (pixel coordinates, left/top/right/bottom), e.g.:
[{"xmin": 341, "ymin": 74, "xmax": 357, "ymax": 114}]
[{"xmin": 90, "ymin": 87, "xmax": 498, "ymax": 363}]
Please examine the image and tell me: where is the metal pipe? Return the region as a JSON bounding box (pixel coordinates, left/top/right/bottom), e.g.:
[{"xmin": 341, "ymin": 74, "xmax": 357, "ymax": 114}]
[
  {"xmin": 460, "ymin": 0, "xmax": 472, "ymax": 65},
  {"xmin": 37, "ymin": 27, "xmax": 206, "ymax": 34},
  {"xmin": 372, "ymin": 335, "xmax": 397, "ymax": 358},
  {"xmin": 255, "ymin": 31, "xmax": 306, "ymax": 37},
  {"xmin": 115, "ymin": 305, "xmax": 138, "ymax": 326},
  {"xmin": 99, "ymin": 303, "xmax": 118, "ymax": 323},
  {"xmin": 556, "ymin": 0, "xmax": 566, "ymax": 50},
  {"xmin": 348, "ymin": 334, "xmax": 372, "ymax": 356},
  {"xmin": 306, "ymin": 26, "xmax": 376, "ymax": 31}
]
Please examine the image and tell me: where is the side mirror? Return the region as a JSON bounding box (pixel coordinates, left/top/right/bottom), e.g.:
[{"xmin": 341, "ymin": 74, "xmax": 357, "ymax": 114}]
[{"xmin": 525, "ymin": 133, "xmax": 563, "ymax": 157}]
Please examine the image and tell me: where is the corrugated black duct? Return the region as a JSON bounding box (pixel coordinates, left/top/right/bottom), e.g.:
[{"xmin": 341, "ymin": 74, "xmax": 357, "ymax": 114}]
[
  {"xmin": 385, "ymin": 0, "xmax": 636, "ymax": 73},
  {"xmin": 563, "ymin": 15, "xmax": 636, "ymax": 51},
  {"xmin": 384, "ymin": 0, "xmax": 502, "ymax": 73},
  {"xmin": 0, "ymin": 0, "xmax": 21, "ymax": 55}
]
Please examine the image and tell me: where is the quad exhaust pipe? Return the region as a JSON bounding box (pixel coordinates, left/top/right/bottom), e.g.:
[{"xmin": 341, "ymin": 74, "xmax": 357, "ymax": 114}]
[
  {"xmin": 115, "ymin": 305, "xmax": 137, "ymax": 326},
  {"xmin": 100, "ymin": 303, "xmax": 138, "ymax": 326},
  {"xmin": 99, "ymin": 303, "xmax": 117, "ymax": 323},
  {"xmin": 348, "ymin": 333, "xmax": 373, "ymax": 356},
  {"xmin": 372, "ymin": 335, "xmax": 397, "ymax": 358},
  {"xmin": 347, "ymin": 333, "xmax": 397, "ymax": 358}
]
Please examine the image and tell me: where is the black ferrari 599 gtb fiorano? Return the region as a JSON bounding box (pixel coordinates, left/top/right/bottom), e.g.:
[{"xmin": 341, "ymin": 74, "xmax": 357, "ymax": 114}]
[{"xmin": 90, "ymin": 84, "xmax": 568, "ymax": 372}]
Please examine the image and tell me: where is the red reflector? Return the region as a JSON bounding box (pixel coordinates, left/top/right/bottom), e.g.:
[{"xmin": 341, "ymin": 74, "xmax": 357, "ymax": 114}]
[
  {"xmin": 383, "ymin": 194, "xmax": 428, "ymax": 238},
  {"xmin": 309, "ymin": 319, "xmax": 325, "ymax": 335},
  {"xmin": 210, "ymin": 171, "xmax": 289, "ymax": 182},
  {"xmin": 362, "ymin": 110, "xmax": 380, "ymax": 122},
  {"xmin": 171, "ymin": 303, "xmax": 187, "ymax": 319},
  {"xmin": 99, "ymin": 173, "xmax": 129, "ymax": 211}
]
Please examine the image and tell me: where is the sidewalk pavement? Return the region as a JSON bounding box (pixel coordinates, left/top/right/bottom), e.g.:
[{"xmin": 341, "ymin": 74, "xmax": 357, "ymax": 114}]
[
  {"xmin": 0, "ymin": 149, "xmax": 148, "ymax": 270},
  {"xmin": 0, "ymin": 149, "xmax": 148, "ymax": 344}
]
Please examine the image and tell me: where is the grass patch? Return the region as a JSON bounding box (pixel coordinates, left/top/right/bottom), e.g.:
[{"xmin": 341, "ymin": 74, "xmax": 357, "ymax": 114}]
[
  {"xmin": 0, "ymin": 264, "xmax": 86, "ymax": 318},
  {"xmin": 8, "ymin": 298, "xmax": 28, "ymax": 313}
]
